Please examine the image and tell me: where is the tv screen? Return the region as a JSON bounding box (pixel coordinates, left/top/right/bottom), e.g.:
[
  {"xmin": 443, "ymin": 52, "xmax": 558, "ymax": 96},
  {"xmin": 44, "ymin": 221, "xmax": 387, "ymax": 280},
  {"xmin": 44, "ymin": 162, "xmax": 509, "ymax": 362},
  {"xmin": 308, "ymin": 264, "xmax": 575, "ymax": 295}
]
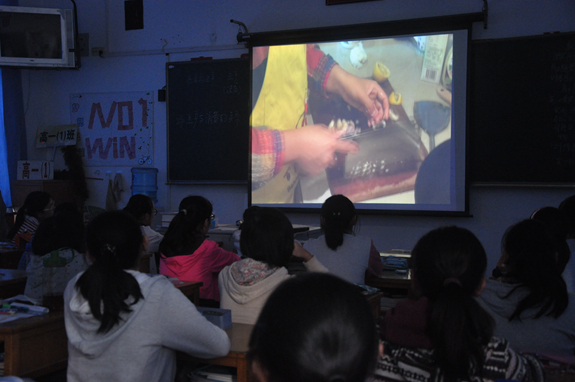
[
  {"xmin": 249, "ymin": 22, "xmax": 470, "ymax": 215},
  {"xmin": 0, "ymin": 6, "xmax": 76, "ymax": 68}
]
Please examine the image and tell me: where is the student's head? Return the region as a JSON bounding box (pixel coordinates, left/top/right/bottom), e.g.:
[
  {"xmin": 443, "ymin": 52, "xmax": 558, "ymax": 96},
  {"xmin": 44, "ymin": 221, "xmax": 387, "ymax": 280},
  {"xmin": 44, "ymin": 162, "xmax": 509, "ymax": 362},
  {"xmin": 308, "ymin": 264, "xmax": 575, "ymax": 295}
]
[
  {"xmin": 413, "ymin": 226, "xmax": 487, "ymax": 298},
  {"xmin": 8, "ymin": 191, "xmax": 54, "ymax": 239},
  {"xmin": 320, "ymin": 194, "xmax": 357, "ymax": 250},
  {"xmin": 411, "ymin": 226, "xmax": 494, "ymax": 382},
  {"xmin": 159, "ymin": 195, "xmax": 213, "ymax": 256},
  {"xmin": 501, "ymin": 219, "xmax": 568, "ymax": 320},
  {"xmin": 76, "ymin": 210, "xmax": 144, "ymax": 333},
  {"xmin": 240, "ymin": 206, "xmax": 294, "ymax": 268},
  {"xmin": 177, "ymin": 195, "xmax": 213, "ymax": 231},
  {"xmin": 32, "ymin": 208, "xmax": 85, "ymax": 256},
  {"xmin": 85, "ymin": 210, "xmax": 143, "ymax": 271},
  {"xmin": 123, "ymin": 194, "xmax": 155, "ymax": 226},
  {"xmin": 22, "ymin": 191, "xmax": 54, "ymax": 219},
  {"xmin": 559, "ymin": 194, "xmax": 575, "ymax": 238},
  {"xmin": 248, "ymin": 273, "xmax": 378, "ymax": 382}
]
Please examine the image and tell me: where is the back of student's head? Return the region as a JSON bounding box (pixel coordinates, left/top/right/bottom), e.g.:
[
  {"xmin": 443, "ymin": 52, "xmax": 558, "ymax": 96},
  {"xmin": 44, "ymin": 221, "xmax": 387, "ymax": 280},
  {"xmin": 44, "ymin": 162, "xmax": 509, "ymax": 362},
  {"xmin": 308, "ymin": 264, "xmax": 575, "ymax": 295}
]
[
  {"xmin": 32, "ymin": 208, "xmax": 85, "ymax": 256},
  {"xmin": 502, "ymin": 219, "xmax": 568, "ymax": 320},
  {"xmin": 412, "ymin": 226, "xmax": 493, "ymax": 382},
  {"xmin": 559, "ymin": 194, "xmax": 575, "ymax": 237},
  {"xmin": 320, "ymin": 194, "xmax": 356, "ymax": 250},
  {"xmin": 75, "ymin": 210, "xmax": 143, "ymax": 333},
  {"xmin": 240, "ymin": 206, "xmax": 294, "ymax": 268},
  {"xmin": 159, "ymin": 195, "xmax": 212, "ymax": 256},
  {"xmin": 8, "ymin": 191, "xmax": 52, "ymax": 239},
  {"xmin": 248, "ymin": 273, "xmax": 378, "ymax": 382},
  {"xmin": 123, "ymin": 194, "xmax": 154, "ymax": 223}
]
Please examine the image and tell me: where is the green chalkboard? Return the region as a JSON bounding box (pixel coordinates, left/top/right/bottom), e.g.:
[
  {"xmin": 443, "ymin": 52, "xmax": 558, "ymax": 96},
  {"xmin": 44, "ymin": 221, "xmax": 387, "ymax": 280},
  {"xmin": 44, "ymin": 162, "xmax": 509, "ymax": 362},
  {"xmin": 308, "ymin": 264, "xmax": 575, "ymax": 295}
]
[
  {"xmin": 166, "ymin": 58, "xmax": 250, "ymax": 184},
  {"xmin": 470, "ymin": 32, "xmax": 575, "ymax": 184}
]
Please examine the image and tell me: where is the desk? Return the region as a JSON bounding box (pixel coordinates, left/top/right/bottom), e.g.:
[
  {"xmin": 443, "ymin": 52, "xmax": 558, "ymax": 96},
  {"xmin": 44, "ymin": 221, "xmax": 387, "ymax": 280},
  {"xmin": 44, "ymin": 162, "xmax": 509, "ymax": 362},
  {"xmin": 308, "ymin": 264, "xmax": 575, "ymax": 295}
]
[
  {"xmin": 366, "ymin": 270, "xmax": 411, "ymax": 292},
  {"xmin": 0, "ymin": 269, "xmax": 27, "ymax": 299},
  {"xmin": 0, "ymin": 311, "xmax": 67, "ymax": 378},
  {"xmin": 365, "ymin": 291, "xmax": 384, "ymax": 318},
  {"xmin": 0, "ymin": 277, "xmax": 202, "ymax": 378},
  {"xmin": 179, "ymin": 323, "xmax": 255, "ymax": 382},
  {"xmin": 171, "ymin": 280, "xmax": 202, "ymax": 306},
  {"xmin": 366, "ymin": 270, "xmax": 413, "ymax": 313}
]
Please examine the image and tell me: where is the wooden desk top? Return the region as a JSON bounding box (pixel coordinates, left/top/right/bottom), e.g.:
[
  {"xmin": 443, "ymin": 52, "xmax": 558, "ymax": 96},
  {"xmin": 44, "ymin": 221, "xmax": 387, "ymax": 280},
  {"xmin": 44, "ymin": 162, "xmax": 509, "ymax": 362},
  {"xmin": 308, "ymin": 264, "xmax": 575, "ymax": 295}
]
[
  {"xmin": 178, "ymin": 322, "xmax": 255, "ymax": 382},
  {"xmin": 0, "ymin": 311, "xmax": 64, "ymax": 333}
]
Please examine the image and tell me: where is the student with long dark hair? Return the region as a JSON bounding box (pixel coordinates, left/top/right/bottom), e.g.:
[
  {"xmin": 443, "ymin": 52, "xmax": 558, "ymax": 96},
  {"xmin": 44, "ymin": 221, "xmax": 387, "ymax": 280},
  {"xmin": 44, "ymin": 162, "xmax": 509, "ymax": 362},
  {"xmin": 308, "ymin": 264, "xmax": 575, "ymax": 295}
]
[
  {"xmin": 304, "ymin": 194, "xmax": 383, "ymax": 284},
  {"xmin": 372, "ymin": 226, "xmax": 544, "ymax": 382},
  {"xmin": 8, "ymin": 191, "xmax": 54, "ymax": 245},
  {"xmin": 248, "ymin": 273, "xmax": 379, "ymax": 382},
  {"xmin": 479, "ymin": 219, "xmax": 575, "ymax": 356},
  {"xmin": 219, "ymin": 206, "xmax": 327, "ymax": 324},
  {"xmin": 64, "ymin": 211, "xmax": 230, "ymax": 382},
  {"xmin": 124, "ymin": 194, "xmax": 163, "ymax": 254},
  {"xmin": 25, "ymin": 207, "xmax": 88, "ymax": 301},
  {"xmin": 159, "ymin": 195, "xmax": 240, "ymax": 307}
]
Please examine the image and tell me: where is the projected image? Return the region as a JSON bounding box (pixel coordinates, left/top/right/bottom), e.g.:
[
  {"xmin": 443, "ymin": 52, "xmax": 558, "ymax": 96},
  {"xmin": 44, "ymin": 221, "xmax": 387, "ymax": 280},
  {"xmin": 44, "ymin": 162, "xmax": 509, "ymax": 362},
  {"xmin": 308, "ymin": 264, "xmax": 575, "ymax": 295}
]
[{"xmin": 251, "ymin": 33, "xmax": 455, "ymax": 209}]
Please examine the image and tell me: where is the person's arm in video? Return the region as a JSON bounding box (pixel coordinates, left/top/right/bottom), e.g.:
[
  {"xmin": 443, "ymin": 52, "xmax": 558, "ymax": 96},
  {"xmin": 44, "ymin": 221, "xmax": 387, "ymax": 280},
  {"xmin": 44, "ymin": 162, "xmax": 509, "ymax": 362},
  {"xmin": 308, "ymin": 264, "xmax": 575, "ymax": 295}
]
[
  {"xmin": 307, "ymin": 44, "xmax": 389, "ymax": 125},
  {"xmin": 251, "ymin": 44, "xmax": 388, "ymax": 187}
]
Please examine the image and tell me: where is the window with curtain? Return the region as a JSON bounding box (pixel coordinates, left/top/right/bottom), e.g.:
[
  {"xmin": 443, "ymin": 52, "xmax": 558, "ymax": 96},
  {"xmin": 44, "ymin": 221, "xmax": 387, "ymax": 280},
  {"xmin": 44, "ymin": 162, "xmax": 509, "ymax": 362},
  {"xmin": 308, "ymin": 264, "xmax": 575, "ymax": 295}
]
[{"xmin": 0, "ymin": 67, "xmax": 12, "ymax": 208}]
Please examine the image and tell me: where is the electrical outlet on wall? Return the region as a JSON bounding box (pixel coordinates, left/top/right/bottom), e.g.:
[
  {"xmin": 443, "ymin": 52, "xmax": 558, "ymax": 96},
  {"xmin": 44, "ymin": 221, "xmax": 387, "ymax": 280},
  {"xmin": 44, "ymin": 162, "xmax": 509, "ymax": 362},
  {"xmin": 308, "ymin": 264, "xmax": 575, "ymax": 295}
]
[{"xmin": 91, "ymin": 47, "xmax": 104, "ymax": 57}]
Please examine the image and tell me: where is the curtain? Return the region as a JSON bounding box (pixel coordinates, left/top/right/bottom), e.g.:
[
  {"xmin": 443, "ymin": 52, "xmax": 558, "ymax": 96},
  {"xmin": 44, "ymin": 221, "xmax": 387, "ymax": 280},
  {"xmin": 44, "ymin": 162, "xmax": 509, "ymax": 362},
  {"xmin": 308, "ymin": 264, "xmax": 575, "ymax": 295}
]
[{"xmin": 0, "ymin": 0, "xmax": 28, "ymax": 208}]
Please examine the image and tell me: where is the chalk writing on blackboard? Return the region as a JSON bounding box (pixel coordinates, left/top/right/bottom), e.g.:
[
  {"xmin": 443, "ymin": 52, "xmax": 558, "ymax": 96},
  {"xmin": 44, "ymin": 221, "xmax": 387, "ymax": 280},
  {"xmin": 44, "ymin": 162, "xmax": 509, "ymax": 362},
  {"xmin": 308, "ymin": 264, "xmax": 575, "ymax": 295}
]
[
  {"xmin": 167, "ymin": 58, "xmax": 249, "ymax": 184},
  {"xmin": 470, "ymin": 33, "xmax": 575, "ymax": 184}
]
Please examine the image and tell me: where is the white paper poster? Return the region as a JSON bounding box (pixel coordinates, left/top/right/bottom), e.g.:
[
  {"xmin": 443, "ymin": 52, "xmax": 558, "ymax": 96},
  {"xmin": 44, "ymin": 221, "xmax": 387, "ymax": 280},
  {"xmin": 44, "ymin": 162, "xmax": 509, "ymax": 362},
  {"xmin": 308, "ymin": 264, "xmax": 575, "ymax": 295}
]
[{"xmin": 70, "ymin": 91, "xmax": 154, "ymax": 166}]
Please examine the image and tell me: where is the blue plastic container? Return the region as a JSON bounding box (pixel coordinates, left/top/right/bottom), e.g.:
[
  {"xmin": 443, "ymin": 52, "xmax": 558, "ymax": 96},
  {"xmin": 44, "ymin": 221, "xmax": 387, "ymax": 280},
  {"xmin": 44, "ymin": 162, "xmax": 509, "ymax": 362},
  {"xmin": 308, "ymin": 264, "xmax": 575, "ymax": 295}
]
[{"xmin": 131, "ymin": 167, "xmax": 158, "ymax": 203}]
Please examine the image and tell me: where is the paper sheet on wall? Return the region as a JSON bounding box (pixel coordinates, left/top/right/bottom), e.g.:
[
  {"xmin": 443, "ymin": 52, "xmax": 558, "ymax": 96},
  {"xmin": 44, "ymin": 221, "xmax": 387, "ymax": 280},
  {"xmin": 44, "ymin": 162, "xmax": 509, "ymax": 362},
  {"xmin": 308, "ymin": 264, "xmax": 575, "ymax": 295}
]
[{"xmin": 70, "ymin": 91, "xmax": 154, "ymax": 167}]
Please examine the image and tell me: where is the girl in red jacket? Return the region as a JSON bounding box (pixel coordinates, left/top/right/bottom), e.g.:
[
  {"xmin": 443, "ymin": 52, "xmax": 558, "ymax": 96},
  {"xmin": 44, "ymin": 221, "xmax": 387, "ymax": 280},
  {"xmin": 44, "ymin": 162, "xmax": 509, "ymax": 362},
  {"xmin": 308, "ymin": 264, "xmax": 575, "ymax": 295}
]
[{"xmin": 159, "ymin": 196, "xmax": 240, "ymax": 307}]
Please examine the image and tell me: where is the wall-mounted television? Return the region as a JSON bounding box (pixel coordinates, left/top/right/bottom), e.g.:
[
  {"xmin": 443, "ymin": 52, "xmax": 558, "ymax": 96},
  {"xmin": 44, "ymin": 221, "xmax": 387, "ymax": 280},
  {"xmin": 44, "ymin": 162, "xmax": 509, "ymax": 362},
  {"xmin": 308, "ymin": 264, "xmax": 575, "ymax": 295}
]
[
  {"xmin": 247, "ymin": 13, "xmax": 482, "ymax": 216},
  {"xmin": 0, "ymin": 6, "xmax": 77, "ymax": 69}
]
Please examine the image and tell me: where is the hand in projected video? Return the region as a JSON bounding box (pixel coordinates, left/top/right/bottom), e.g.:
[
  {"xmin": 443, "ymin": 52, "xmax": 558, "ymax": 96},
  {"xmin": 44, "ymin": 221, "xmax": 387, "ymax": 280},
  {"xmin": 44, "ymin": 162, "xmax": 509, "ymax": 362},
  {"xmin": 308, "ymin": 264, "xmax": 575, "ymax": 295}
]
[
  {"xmin": 284, "ymin": 125, "xmax": 359, "ymax": 176},
  {"xmin": 326, "ymin": 65, "xmax": 389, "ymax": 126}
]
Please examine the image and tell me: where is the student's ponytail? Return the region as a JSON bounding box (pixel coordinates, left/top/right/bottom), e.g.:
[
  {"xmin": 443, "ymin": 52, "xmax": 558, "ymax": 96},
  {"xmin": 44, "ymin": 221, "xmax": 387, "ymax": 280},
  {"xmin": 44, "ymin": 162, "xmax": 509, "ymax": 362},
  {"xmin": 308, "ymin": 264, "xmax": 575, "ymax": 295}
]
[
  {"xmin": 428, "ymin": 282, "xmax": 494, "ymax": 382},
  {"xmin": 412, "ymin": 226, "xmax": 494, "ymax": 382},
  {"xmin": 75, "ymin": 211, "xmax": 144, "ymax": 334},
  {"xmin": 320, "ymin": 195, "xmax": 356, "ymax": 250}
]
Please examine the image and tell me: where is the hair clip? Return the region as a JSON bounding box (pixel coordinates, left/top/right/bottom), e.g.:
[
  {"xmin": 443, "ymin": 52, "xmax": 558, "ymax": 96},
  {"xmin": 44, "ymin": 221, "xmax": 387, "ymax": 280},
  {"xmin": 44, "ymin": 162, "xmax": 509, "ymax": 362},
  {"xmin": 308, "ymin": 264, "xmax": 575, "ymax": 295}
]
[
  {"xmin": 181, "ymin": 209, "xmax": 187, "ymax": 215},
  {"xmin": 103, "ymin": 244, "xmax": 116, "ymax": 254}
]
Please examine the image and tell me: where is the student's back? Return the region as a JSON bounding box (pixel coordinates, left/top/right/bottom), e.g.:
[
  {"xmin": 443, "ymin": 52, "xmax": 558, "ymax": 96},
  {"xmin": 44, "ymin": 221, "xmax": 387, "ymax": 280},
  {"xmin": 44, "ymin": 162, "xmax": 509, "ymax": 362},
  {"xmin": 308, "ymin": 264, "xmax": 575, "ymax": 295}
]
[
  {"xmin": 478, "ymin": 219, "xmax": 575, "ymax": 356},
  {"xmin": 25, "ymin": 209, "xmax": 88, "ymax": 301},
  {"xmin": 372, "ymin": 226, "xmax": 545, "ymax": 382},
  {"xmin": 64, "ymin": 211, "xmax": 230, "ymax": 382},
  {"xmin": 304, "ymin": 194, "xmax": 383, "ymax": 284},
  {"xmin": 159, "ymin": 195, "xmax": 239, "ymax": 306}
]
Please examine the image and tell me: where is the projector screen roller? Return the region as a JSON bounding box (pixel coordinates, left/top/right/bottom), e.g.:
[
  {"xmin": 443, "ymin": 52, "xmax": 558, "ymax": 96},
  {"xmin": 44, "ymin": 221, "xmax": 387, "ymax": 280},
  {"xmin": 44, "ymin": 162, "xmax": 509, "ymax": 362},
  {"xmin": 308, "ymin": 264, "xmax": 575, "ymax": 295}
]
[{"xmin": 249, "ymin": 27, "xmax": 469, "ymax": 215}]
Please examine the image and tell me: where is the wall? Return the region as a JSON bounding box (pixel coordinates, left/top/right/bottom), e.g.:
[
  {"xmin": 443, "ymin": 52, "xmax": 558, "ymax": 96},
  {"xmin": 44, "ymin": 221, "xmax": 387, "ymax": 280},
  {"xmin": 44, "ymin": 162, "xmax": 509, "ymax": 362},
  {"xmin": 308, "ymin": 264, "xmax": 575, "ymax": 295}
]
[{"xmin": 17, "ymin": 0, "xmax": 575, "ymax": 271}]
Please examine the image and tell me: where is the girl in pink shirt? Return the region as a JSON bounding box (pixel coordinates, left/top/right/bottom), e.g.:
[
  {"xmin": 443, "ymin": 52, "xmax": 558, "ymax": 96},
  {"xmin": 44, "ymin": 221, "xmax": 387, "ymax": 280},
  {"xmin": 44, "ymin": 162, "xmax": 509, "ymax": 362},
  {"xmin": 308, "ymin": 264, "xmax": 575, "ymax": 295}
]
[{"xmin": 159, "ymin": 196, "xmax": 240, "ymax": 307}]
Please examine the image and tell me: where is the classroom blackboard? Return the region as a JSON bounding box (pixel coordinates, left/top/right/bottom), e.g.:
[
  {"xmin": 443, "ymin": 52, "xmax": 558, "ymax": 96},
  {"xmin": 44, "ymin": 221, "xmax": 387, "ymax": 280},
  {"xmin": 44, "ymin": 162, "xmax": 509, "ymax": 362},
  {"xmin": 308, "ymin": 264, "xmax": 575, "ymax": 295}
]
[
  {"xmin": 167, "ymin": 58, "xmax": 250, "ymax": 184},
  {"xmin": 470, "ymin": 32, "xmax": 575, "ymax": 184}
]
